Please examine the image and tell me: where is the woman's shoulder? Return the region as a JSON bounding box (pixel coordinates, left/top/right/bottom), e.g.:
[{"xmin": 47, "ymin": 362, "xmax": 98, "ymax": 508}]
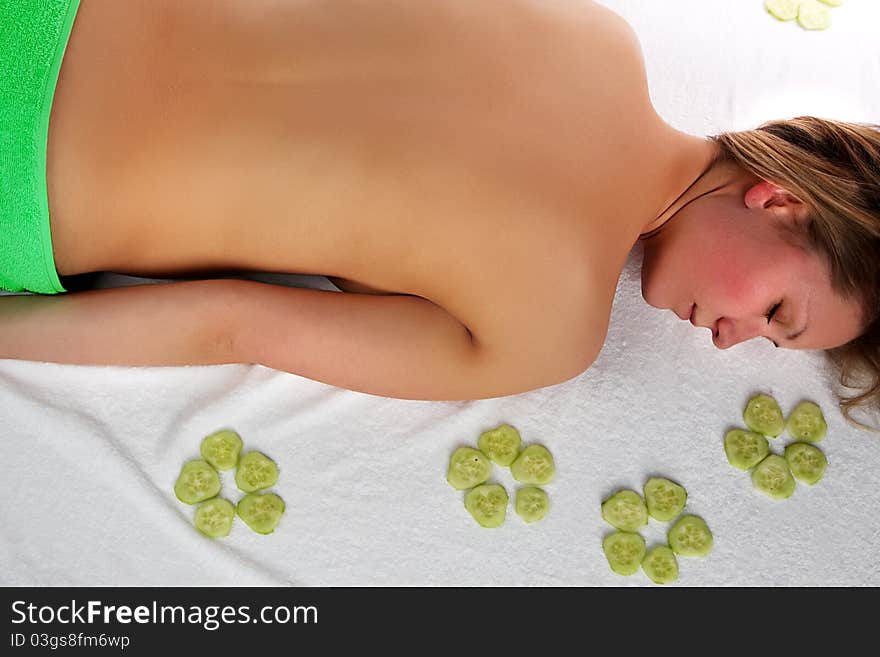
[
  {"xmin": 528, "ymin": 0, "xmax": 646, "ymax": 61},
  {"xmin": 498, "ymin": 0, "xmax": 653, "ymax": 126},
  {"xmin": 445, "ymin": 239, "xmax": 618, "ymax": 384}
]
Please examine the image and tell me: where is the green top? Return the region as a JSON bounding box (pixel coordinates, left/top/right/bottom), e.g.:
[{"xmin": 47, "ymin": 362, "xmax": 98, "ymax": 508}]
[{"xmin": 1, "ymin": 0, "xmax": 81, "ymax": 294}]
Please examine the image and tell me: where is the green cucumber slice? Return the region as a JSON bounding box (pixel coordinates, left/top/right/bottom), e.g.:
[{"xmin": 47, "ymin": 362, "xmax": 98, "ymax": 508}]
[
  {"xmin": 602, "ymin": 532, "xmax": 646, "ymax": 576},
  {"xmin": 743, "ymin": 393, "xmax": 785, "ymax": 437},
  {"xmin": 237, "ymin": 492, "xmax": 286, "ymax": 535},
  {"xmin": 194, "ymin": 498, "xmax": 235, "ymax": 538},
  {"xmin": 235, "ymin": 451, "xmax": 279, "ymax": 493},
  {"xmin": 752, "ymin": 454, "xmax": 796, "ymax": 499},
  {"xmin": 668, "ymin": 515, "xmax": 713, "ymax": 557},
  {"xmin": 786, "ymin": 401, "xmax": 827, "ymax": 443},
  {"xmin": 798, "ymin": 0, "xmax": 832, "ymax": 29},
  {"xmin": 510, "ymin": 445, "xmax": 555, "ymax": 485},
  {"xmin": 784, "ymin": 442, "xmax": 828, "ymax": 485},
  {"xmin": 174, "ymin": 459, "xmax": 221, "ymax": 505},
  {"xmin": 446, "ymin": 447, "xmax": 492, "ymax": 490},
  {"xmin": 641, "ymin": 545, "xmax": 679, "ymax": 585},
  {"xmin": 464, "ymin": 484, "xmax": 508, "ymax": 528},
  {"xmin": 200, "ymin": 429, "xmax": 243, "ymax": 471},
  {"xmin": 643, "ymin": 478, "xmax": 687, "ymax": 522},
  {"xmin": 515, "ymin": 486, "xmax": 549, "ymax": 523},
  {"xmin": 724, "ymin": 429, "xmax": 770, "ymax": 470},
  {"xmin": 477, "ymin": 424, "xmax": 522, "ymax": 466},
  {"xmin": 601, "ymin": 490, "xmax": 648, "ymax": 532},
  {"xmin": 765, "ymin": 0, "xmax": 801, "ymax": 21}
]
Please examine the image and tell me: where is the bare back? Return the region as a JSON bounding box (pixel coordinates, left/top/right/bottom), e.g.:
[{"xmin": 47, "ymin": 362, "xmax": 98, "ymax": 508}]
[{"xmin": 46, "ymin": 0, "xmax": 694, "ymax": 362}]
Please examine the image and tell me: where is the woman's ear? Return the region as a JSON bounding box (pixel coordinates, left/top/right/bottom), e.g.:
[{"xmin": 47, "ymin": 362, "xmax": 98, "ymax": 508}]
[{"xmin": 744, "ymin": 180, "xmax": 803, "ymax": 210}]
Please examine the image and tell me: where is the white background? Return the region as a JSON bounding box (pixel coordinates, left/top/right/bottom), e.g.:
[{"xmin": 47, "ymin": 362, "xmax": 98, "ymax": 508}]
[{"xmin": 2, "ymin": 0, "xmax": 879, "ymax": 586}]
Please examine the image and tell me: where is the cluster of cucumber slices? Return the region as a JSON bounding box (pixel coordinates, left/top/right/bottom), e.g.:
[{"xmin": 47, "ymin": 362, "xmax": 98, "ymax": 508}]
[
  {"xmin": 765, "ymin": 0, "xmax": 843, "ymax": 30},
  {"xmin": 446, "ymin": 424, "xmax": 556, "ymax": 527},
  {"xmin": 725, "ymin": 395, "xmax": 828, "ymax": 499},
  {"xmin": 601, "ymin": 479, "xmax": 713, "ymax": 584},
  {"xmin": 173, "ymin": 430, "xmax": 285, "ymax": 537}
]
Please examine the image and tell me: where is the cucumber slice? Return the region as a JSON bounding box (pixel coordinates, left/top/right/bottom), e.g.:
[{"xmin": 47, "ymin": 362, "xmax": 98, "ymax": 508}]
[
  {"xmin": 743, "ymin": 393, "xmax": 785, "ymax": 437},
  {"xmin": 477, "ymin": 424, "xmax": 522, "ymax": 467},
  {"xmin": 237, "ymin": 492, "xmax": 286, "ymax": 535},
  {"xmin": 641, "ymin": 545, "xmax": 679, "ymax": 585},
  {"xmin": 765, "ymin": 0, "xmax": 801, "ymax": 21},
  {"xmin": 724, "ymin": 429, "xmax": 770, "ymax": 470},
  {"xmin": 510, "ymin": 445, "xmax": 556, "ymax": 485},
  {"xmin": 200, "ymin": 429, "xmax": 243, "ymax": 471},
  {"xmin": 784, "ymin": 442, "xmax": 828, "ymax": 485},
  {"xmin": 446, "ymin": 447, "xmax": 492, "ymax": 490},
  {"xmin": 798, "ymin": 0, "xmax": 832, "ymax": 29},
  {"xmin": 752, "ymin": 454, "xmax": 797, "ymax": 499},
  {"xmin": 515, "ymin": 486, "xmax": 549, "ymax": 523},
  {"xmin": 643, "ymin": 478, "xmax": 687, "ymax": 522},
  {"xmin": 194, "ymin": 498, "xmax": 235, "ymax": 538},
  {"xmin": 601, "ymin": 490, "xmax": 648, "ymax": 532},
  {"xmin": 786, "ymin": 401, "xmax": 827, "ymax": 443},
  {"xmin": 174, "ymin": 459, "xmax": 221, "ymax": 505},
  {"xmin": 602, "ymin": 532, "xmax": 646, "ymax": 576},
  {"xmin": 235, "ymin": 451, "xmax": 279, "ymax": 493},
  {"xmin": 464, "ymin": 484, "xmax": 508, "ymax": 528},
  {"xmin": 668, "ymin": 515, "xmax": 713, "ymax": 557}
]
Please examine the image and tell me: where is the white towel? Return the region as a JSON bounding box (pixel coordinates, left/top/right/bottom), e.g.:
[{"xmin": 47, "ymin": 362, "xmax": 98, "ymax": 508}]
[{"xmin": 2, "ymin": 0, "xmax": 879, "ymax": 585}]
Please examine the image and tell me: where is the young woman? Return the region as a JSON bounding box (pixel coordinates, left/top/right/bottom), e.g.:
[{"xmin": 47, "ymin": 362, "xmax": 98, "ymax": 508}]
[{"xmin": 2, "ymin": 1, "xmax": 878, "ymax": 426}]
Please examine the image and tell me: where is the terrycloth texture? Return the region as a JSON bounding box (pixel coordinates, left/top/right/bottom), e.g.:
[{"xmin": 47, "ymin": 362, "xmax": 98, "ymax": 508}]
[
  {"xmin": 0, "ymin": 0, "xmax": 79, "ymax": 294},
  {"xmin": 2, "ymin": 0, "xmax": 880, "ymax": 586}
]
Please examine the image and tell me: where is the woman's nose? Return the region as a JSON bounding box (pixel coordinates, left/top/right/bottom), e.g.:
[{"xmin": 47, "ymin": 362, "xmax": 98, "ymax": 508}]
[{"xmin": 714, "ymin": 316, "xmax": 768, "ymax": 349}]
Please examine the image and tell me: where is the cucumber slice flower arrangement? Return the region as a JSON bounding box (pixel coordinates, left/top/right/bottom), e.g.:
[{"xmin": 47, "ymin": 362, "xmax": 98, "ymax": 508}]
[
  {"xmin": 724, "ymin": 395, "xmax": 829, "ymax": 499},
  {"xmin": 447, "ymin": 424, "xmax": 555, "ymax": 527},
  {"xmin": 174, "ymin": 429, "xmax": 285, "ymax": 537},
  {"xmin": 601, "ymin": 478, "xmax": 712, "ymax": 585},
  {"xmin": 765, "ymin": 0, "xmax": 843, "ymax": 31}
]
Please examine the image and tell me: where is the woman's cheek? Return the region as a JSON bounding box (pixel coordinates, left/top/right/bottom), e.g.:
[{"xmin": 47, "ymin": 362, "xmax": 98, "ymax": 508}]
[
  {"xmin": 712, "ymin": 262, "xmax": 767, "ymax": 310},
  {"xmin": 640, "ymin": 245, "xmax": 682, "ymax": 308}
]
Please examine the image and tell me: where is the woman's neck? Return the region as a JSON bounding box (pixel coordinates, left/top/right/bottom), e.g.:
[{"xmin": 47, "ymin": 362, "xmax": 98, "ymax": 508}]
[{"xmin": 637, "ymin": 130, "xmax": 725, "ymax": 240}]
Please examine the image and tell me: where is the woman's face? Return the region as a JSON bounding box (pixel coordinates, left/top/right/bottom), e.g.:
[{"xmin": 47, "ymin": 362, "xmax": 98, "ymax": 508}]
[{"xmin": 640, "ymin": 179, "xmax": 864, "ymax": 350}]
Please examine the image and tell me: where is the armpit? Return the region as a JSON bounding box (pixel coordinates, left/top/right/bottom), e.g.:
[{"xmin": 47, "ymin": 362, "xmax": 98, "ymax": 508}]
[{"xmin": 327, "ymin": 276, "xmax": 403, "ymax": 296}]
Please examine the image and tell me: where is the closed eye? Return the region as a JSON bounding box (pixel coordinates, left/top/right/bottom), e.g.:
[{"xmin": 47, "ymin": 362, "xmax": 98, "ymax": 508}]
[{"xmin": 764, "ymin": 302, "xmax": 783, "ymax": 348}]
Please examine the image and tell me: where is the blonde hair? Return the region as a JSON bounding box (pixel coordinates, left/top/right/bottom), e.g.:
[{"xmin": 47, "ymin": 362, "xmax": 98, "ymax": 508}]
[{"xmin": 710, "ymin": 117, "xmax": 880, "ymax": 431}]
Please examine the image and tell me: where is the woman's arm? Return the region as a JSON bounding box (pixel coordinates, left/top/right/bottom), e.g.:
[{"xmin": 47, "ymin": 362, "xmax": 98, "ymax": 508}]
[
  {"xmin": 0, "ymin": 279, "xmax": 238, "ymax": 366},
  {"xmin": 224, "ymin": 279, "xmax": 583, "ymax": 401},
  {"xmin": 227, "ymin": 280, "xmax": 518, "ymax": 401},
  {"xmin": 0, "ymin": 277, "xmax": 577, "ymax": 400}
]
